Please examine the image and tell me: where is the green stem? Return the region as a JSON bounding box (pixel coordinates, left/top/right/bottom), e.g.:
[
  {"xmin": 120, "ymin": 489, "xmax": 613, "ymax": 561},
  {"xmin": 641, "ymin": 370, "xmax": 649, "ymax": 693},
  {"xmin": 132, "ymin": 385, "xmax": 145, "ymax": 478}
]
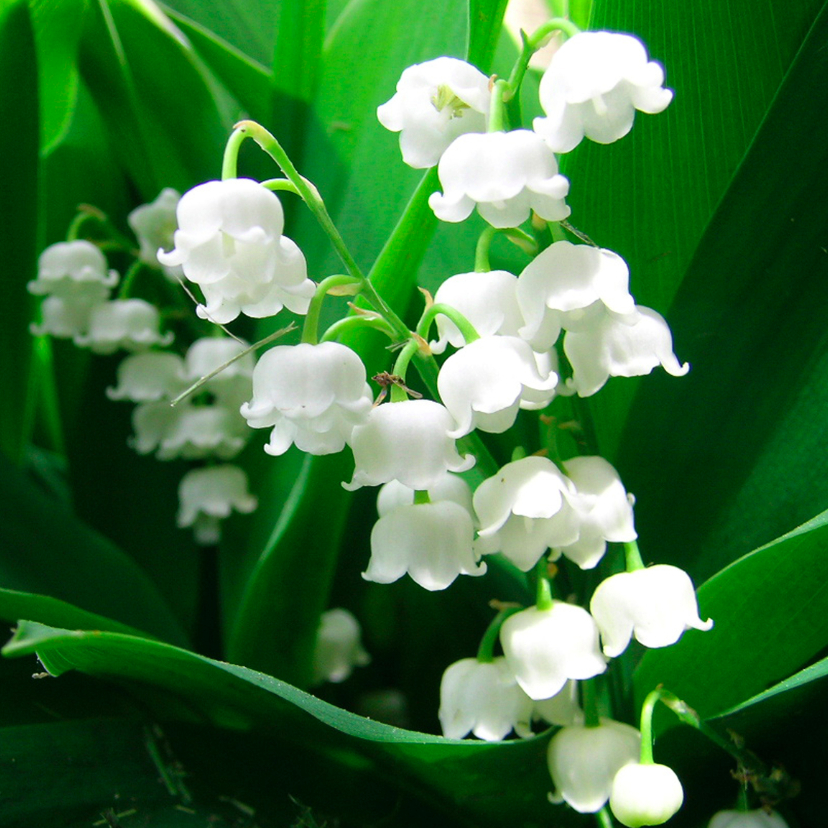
[
  {"xmin": 416, "ymin": 303, "xmax": 480, "ymax": 345},
  {"xmin": 320, "ymin": 314, "xmax": 397, "ymax": 344},
  {"xmin": 413, "ymin": 490, "xmax": 431, "ymax": 505},
  {"xmin": 221, "ymin": 127, "xmax": 246, "ymax": 179},
  {"xmin": 477, "ymin": 608, "xmax": 522, "ymax": 663},
  {"xmin": 488, "ymin": 79, "xmax": 509, "ymax": 132},
  {"xmin": 475, "ymin": 227, "xmax": 496, "ymax": 272},
  {"xmin": 261, "ymin": 178, "xmax": 302, "ymax": 196},
  {"xmin": 301, "ymin": 274, "xmax": 363, "ymax": 345},
  {"xmin": 534, "ymin": 557, "xmax": 554, "ymax": 610},
  {"xmin": 390, "ymin": 339, "xmax": 421, "ymax": 401},
  {"xmin": 596, "ymin": 806, "xmax": 616, "ymax": 828},
  {"xmin": 117, "ymin": 259, "xmax": 145, "ymax": 299},
  {"xmin": 639, "ymin": 688, "xmax": 659, "ymax": 764},
  {"xmin": 624, "ymin": 540, "xmax": 646, "ymax": 572},
  {"xmin": 582, "ymin": 679, "xmax": 601, "ymax": 728}
]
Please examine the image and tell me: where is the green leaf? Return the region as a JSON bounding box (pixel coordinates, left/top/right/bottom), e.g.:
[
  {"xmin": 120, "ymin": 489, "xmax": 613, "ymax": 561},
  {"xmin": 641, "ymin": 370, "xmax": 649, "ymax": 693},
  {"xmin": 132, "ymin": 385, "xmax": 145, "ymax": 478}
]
[
  {"xmin": 616, "ymin": 1, "xmax": 828, "ymax": 580},
  {"xmin": 0, "ymin": 0, "xmax": 38, "ymax": 465},
  {"xmin": 0, "ymin": 452, "xmax": 189, "ymax": 646},
  {"xmin": 3, "ymin": 620, "xmax": 568, "ymax": 825},
  {"xmin": 467, "ymin": 0, "xmax": 509, "ymax": 70},
  {"xmin": 633, "ymin": 508, "xmax": 828, "ymax": 719}
]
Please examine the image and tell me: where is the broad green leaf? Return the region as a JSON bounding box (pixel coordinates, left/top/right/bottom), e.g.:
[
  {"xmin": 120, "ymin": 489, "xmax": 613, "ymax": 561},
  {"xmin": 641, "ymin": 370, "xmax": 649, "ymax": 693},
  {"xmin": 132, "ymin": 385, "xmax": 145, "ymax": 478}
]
[
  {"xmin": 3, "ymin": 621, "xmax": 568, "ymax": 825},
  {"xmin": 564, "ymin": 0, "xmax": 825, "ymax": 461},
  {"xmin": 617, "ymin": 2, "xmax": 828, "ymax": 580},
  {"xmin": 0, "ymin": 452, "xmax": 189, "ymax": 646},
  {"xmin": 633, "ymin": 509, "xmax": 828, "ymax": 719},
  {"xmin": 0, "ymin": 0, "xmax": 38, "ymax": 465},
  {"xmin": 29, "ymin": 0, "xmax": 87, "ymax": 152},
  {"xmin": 467, "ymin": 0, "xmax": 509, "ymax": 70}
]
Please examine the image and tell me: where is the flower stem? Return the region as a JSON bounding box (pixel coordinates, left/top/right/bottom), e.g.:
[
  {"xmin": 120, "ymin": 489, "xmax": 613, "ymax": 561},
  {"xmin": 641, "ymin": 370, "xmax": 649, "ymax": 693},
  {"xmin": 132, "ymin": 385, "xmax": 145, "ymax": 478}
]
[
  {"xmin": 390, "ymin": 339, "xmax": 421, "ymax": 401},
  {"xmin": 416, "ymin": 303, "xmax": 480, "ymax": 345},
  {"xmin": 221, "ymin": 127, "xmax": 247, "ymax": 179},
  {"xmin": 639, "ymin": 688, "xmax": 659, "ymax": 764},
  {"xmin": 261, "ymin": 178, "xmax": 302, "ymax": 196},
  {"xmin": 582, "ymin": 678, "xmax": 601, "ymax": 728},
  {"xmin": 302, "ymin": 274, "xmax": 363, "ymax": 345},
  {"xmin": 413, "ymin": 490, "xmax": 431, "ymax": 505},
  {"xmin": 488, "ymin": 79, "xmax": 509, "ymax": 132},
  {"xmin": 596, "ymin": 806, "xmax": 616, "ymax": 828},
  {"xmin": 475, "ymin": 226, "xmax": 496, "ymax": 272},
  {"xmin": 535, "ymin": 557, "xmax": 554, "ymax": 611},
  {"xmin": 476, "ymin": 607, "xmax": 522, "ymax": 663},
  {"xmin": 624, "ymin": 540, "xmax": 646, "ymax": 572},
  {"xmin": 320, "ymin": 314, "xmax": 397, "ymax": 344}
]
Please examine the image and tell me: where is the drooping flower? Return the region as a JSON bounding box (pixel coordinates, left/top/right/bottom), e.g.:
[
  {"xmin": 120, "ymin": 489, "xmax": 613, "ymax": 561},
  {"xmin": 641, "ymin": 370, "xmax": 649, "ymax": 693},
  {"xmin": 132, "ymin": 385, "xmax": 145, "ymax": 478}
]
[
  {"xmin": 547, "ymin": 718, "xmax": 641, "ymax": 813},
  {"xmin": 564, "ymin": 305, "xmax": 689, "ymax": 397},
  {"xmin": 107, "ymin": 351, "xmax": 187, "ymax": 402},
  {"xmin": 311, "ymin": 608, "xmax": 371, "ymax": 685},
  {"xmin": 473, "ymin": 456, "xmax": 579, "ymax": 572},
  {"xmin": 344, "ymin": 400, "xmax": 474, "ymax": 491},
  {"xmin": 30, "ymin": 295, "xmax": 100, "ymax": 340},
  {"xmin": 533, "ymin": 679, "xmax": 582, "ymax": 727},
  {"xmin": 500, "ymin": 603, "xmax": 607, "ymax": 700},
  {"xmin": 176, "ymin": 464, "xmax": 258, "ymax": 544},
  {"xmin": 439, "ymin": 656, "xmax": 533, "ymax": 741},
  {"xmin": 183, "ymin": 336, "xmax": 255, "ymax": 410},
  {"xmin": 365, "ymin": 500, "xmax": 484, "ymax": 590},
  {"xmin": 553, "ymin": 456, "xmax": 637, "ymax": 570},
  {"xmin": 429, "ymin": 130, "xmax": 570, "ymax": 228},
  {"xmin": 590, "ymin": 564, "xmax": 713, "ymax": 658},
  {"xmin": 157, "ymin": 179, "xmax": 315, "ymax": 324},
  {"xmin": 28, "ymin": 240, "xmax": 118, "ymax": 301},
  {"xmin": 430, "ymin": 270, "xmax": 525, "ymax": 354},
  {"xmin": 708, "ymin": 810, "xmax": 790, "ymax": 828},
  {"xmin": 516, "ymin": 241, "xmax": 636, "ymax": 351},
  {"xmin": 609, "ymin": 763, "xmax": 684, "ymax": 827},
  {"xmin": 377, "ymin": 57, "xmax": 491, "ymax": 169},
  {"xmin": 241, "ymin": 342, "xmax": 373, "ymax": 457},
  {"xmin": 437, "ymin": 336, "xmax": 558, "ymax": 437},
  {"xmin": 128, "ymin": 188, "xmax": 183, "ymax": 280},
  {"xmin": 534, "ymin": 31, "xmax": 673, "ymax": 154},
  {"xmin": 73, "ymin": 299, "xmax": 174, "ymax": 354}
]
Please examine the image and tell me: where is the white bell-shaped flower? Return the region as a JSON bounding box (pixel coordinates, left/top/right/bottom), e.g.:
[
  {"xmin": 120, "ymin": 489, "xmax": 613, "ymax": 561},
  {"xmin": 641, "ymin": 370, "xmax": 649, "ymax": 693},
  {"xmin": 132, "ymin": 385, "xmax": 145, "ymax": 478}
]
[
  {"xmin": 590, "ymin": 564, "xmax": 713, "ymax": 658},
  {"xmin": 429, "ymin": 130, "xmax": 571, "ymax": 228},
  {"xmin": 107, "ymin": 352, "xmax": 187, "ymax": 402},
  {"xmin": 610, "ymin": 763, "xmax": 684, "ymax": 827},
  {"xmin": 311, "ymin": 608, "xmax": 371, "ymax": 685},
  {"xmin": 547, "ymin": 718, "xmax": 640, "ymax": 813},
  {"xmin": 30, "ymin": 295, "xmax": 99, "ymax": 339},
  {"xmin": 534, "ymin": 31, "xmax": 673, "ymax": 153},
  {"xmin": 517, "ymin": 241, "xmax": 636, "ymax": 351},
  {"xmin": 430, "ymin": 270, "xmax": 525, "ymax": 354},
  {"xmin": 241, "ymin": 342, "xmax": 373, "ymax": 457},
  {"xmin": 184, "ymin": 336, "xmax": 255, "ymax": 408},
  {"xmin": 709, "ymin": 810, "xmax": 790, "ymax": 828},
  {"xmin": 533, "ymin": 679, "xmax": 582, "ymax": 727},
  {"xmin": 344, "ymin": 400, "xmax": 474, "ymax": 491},
  {"xmin": 438, "ymin": 336, "xmax": 558, "ymax": 437},
  {"xmin": 365, "ymin": 500, "xmax": 484, "ymax": 590},
  {"xmin": 473, "ymin": 456, "xmax": 579, "ymax": 572},
  {"xmin": 377, "ymin": 57, "xmax": 490, "ymax": 169},
  {"xmin": 439, "ymin": 656, "xmax": 533, "ymax": 741},
  {"xmin": 157, "ymin": 179, "xmax": 315, "ymax": 324},
  {"xmin": 553, "ymin": 456, "xmax": 637, "ymax": 570},
  {"xmin": 28, "ymin": 240, "xmax": 118, "ymax": 301},
  {"xmin": 564, "ymin": 305, "xmax": 689, "ymax": 396},
  {"xmin": 500, "ymin": 603, "xmax": 607, "ymax": 700},
  {"xmin": 74, "ymin": 299, "xmax": 174, "ymax": 354},
  {"xmin": 377, "ymin": 473, "xmax": 474, "ymax": 517},
  {"xmin": 176, "ymin": 464, "xmax": 258, "ymax": 544},
  {"xmin": 128, "ymin": 188, "xmax": 183, "ymax": 280}
]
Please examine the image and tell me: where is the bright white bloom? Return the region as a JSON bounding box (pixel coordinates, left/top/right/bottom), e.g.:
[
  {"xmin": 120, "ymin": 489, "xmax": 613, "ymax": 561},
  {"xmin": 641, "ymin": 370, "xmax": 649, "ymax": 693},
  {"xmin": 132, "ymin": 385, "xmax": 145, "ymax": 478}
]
[
  {"xmin": 30, "ymin": 295, "xmax": 99, "ymax": 339},
  {"xmin": 438, "ymin": 336, "xmax": 558, "ymax": 437},
  {"xmin": 429, "ymin": 130, "xmax": 570, "ymax": 228},
  {"xmin": 377, "ymin": 57, "xmax": 490, "ymax": 169},
  {"xmin": 500, "ymin": 603, "xmax": 607, "ymax": 699},
  {"xmin": 590, "ymin": 564, "xmax": 713, "ymax": 658},
  {"xmin": 107, "ymin": 352, "xmax": 187, "ymax": 402},
  {"xmin": 430, "ymin": 270, "xmax": 525, "ymax": 354},
  {"xmin": 344, "ymin": 400, "xmax": 474, "ymax": 491},
  {"xmin": 534, "ymin": 31, "xmax": 673, "ymax": 153},
  {"xmin": 377, "ymin": 473, "xmax": 473, "ymax": 517},
  {"xmin": 439, "ymin": 656, "xmax": 533, "ymax": 741},
  {"xmin": 241, "ymin": 342, "xmax": 373, "ymax": 457},
  {"xmin": 311, "ymin": 608, "xmax": 371, "ymax": 685},
  {"xmin": 128, "ymin": 188, "xmax": 183, "ymax": 280},
  {"xmin": 176, "ymin": 464, "xmax": 258, "ymax": 544},
  {"xmin": 547, "ymin": 718, "xmax": 640, "ymax": 812},
  {"xmin": 709, "ymin": 810, "xmax": 790, "ymax": 828},
  {"xmin": 554, "ymin": 456, "xmax": 637, "ymax": 570},
  {"xmin": 517, "ymin": 241, "xmax": 635, "ymax": 351},
  {"xmin": 610, "ymin": 763, "xmax": 684, "ymax": 827},
  {"xmin": 73, "ymin": 299, "xmax": 173, "ymax": 354},
  {"xmin": 157, "ymin": 179, "xmax": 314, "ymax": 324},
  {"xmin": 365, "ymin": 500, "xmax": 484, "ymax": 590},
  {"xmin": 473, "ymin": 456, "xmax": 579, "ymax": 571},
  {"xmin": 564, "ymin": 305, "xmax": 689, "ymax": 396},
  {"xmin": 28, "ymin": 240, "xmax": 118, "ymax": 301}
]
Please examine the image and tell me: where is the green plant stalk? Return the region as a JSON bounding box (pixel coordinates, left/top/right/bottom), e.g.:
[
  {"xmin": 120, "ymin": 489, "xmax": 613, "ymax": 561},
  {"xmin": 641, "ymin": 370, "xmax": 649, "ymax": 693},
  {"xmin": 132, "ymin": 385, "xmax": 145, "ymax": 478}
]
[
  {"xmin": 582, "ymin": 678, "xmax": 601, "ymax": 728},
  {"xmin": 476, "ymin": 607, "xmax": 522, "ymax": 663},
  {"xmin": 505, "ymin": 18, "xmax": 581, "ymax": 101},
  {"xmin": 475, "ymin": 226, "xmax": 497, "ymax": 271},
  {"xmin": 416, "ymin": 303, "xmax": 480, "ymax": 344},
  {"xmin": 302, "ymin": 274, "xmax": 362, "ymax": 345},
  {"xmin": 624, "ymin": 540, "xmax": 646, "ymax": 572}
]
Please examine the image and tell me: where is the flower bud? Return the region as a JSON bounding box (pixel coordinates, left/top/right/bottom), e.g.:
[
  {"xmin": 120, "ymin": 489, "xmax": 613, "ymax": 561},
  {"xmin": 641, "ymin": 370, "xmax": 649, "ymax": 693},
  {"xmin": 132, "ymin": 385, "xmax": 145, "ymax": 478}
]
[{"xmin": 609, "ymin": 763, "xmax": 684, "ymax": 827}]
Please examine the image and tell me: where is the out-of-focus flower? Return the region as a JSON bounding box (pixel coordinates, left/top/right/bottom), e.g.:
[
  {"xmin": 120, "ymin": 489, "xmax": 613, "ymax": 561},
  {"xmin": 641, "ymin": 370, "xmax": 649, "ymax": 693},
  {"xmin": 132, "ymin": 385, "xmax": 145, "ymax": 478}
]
[
  {"xmin": 429, "ymin": 130, "xmax": 570, "ymax": 228},
  {"xmin": 107, "ymin": 352, "xmax": 187, "ymax": 402},
  {"xmin": 157, "ymin": 179, "xmax": 314, "ymax": 324},
  {"xmin": 176, "ymin": 464, "xmax": 258, "ymax": 544},
  {"xmin": 30, "ymin": 295, "xmax": 100, "ymax": 340},
  {"xmin": 439, "ymin": 656, "xmax": 533, "ymax": 740},
  {"xmin": 73, "ymin": 299, "xmax": 173, "ymax": 354},
  {"xmin": 547, "ymin": 718, "xmax": 640, "ymax": 812},
  {"xmin": 28, "ymin": 240, "xmax": 118, "ymax": 301},
  {"xmin": 708, "ymin": 809, "xmax": 790, "ymax": 828},
  {"xmin": 590, "ymin": 564, "xmax": 713, "ymax": 658},
  {"xmin": 377, "ymin": 57, "xmax": 490, "ymax": 168},
  {"xmin": 128, "ymin": 188, "xmax": 183, "ymax": 280},
  {"xmin": 533, "ymin": 680, "xmax": 582, "ymax": 728},
  {"xmin": 311, "ymin": 608, "xmax": 371, "ymax": 685},
  {"xmin": 534, "ymin": 31, "xmax": 673, "ymax": 153},
  {"xmin": 609, "ymin": 763, "xmax": 684, "ymax": 827}
]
